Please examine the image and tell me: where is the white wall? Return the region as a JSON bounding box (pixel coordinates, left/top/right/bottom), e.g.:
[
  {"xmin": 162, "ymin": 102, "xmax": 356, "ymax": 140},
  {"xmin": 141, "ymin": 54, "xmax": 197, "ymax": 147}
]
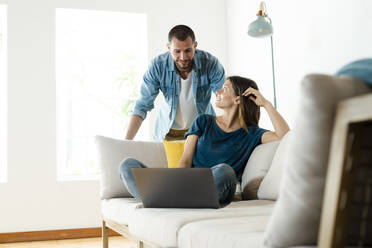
[
  {"xmin": 0, "ymin": 0, "xmax": 226, "ymax": 232},
  {"xmin": 226, "ymin": 0, "xmax": 372, "ymax": 129},
  {"xmin": 4, "ymin": 0, "xmax": 371, "ymax": 234}
]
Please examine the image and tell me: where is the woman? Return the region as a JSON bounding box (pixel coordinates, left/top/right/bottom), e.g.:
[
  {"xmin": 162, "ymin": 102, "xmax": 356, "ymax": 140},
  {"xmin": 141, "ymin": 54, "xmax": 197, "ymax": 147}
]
[{"xmin": 119, "ymin": 76, "xmax": 289, "ymax": 204}]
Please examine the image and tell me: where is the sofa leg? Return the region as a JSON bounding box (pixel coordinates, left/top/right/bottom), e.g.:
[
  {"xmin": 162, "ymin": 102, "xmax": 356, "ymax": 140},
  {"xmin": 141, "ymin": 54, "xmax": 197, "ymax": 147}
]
[{"xmin": 102, "ymin": 220, "xmax": 109, "ymax": 248}]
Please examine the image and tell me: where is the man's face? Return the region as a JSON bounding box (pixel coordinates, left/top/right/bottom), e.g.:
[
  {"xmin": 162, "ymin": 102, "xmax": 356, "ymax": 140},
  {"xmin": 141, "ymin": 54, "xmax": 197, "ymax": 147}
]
[{"xmin": 167, "ymin": 36, "xmax": 197, "ymax": 72}]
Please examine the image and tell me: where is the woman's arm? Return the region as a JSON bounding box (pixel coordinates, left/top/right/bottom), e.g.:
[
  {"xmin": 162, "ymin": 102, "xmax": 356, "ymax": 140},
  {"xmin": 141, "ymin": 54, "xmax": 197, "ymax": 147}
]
[
  {"xmin": 260, "ymin": 101, "xmax": 290, "ymax": 143},
  {"xmin": 242, "ymin": 88, "xmax": 290, "ymax": 144},
  {"xmin": 177, "ymin": 134, "xmax": 199, "ymax": 168}
]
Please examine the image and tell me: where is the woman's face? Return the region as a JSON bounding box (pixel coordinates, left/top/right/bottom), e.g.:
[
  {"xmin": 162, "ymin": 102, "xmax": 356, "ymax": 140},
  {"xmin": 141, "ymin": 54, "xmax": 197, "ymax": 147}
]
[{"xmin": 216, "ymin": 80, "xmax": 238, "ymax": 109}]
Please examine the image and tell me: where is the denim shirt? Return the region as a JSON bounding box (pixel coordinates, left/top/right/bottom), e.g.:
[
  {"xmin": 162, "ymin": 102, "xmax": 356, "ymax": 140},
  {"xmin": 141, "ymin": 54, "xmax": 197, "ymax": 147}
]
[{"xmin": 132, "ymin": 49, "xmax": 226, "ymax": 141}]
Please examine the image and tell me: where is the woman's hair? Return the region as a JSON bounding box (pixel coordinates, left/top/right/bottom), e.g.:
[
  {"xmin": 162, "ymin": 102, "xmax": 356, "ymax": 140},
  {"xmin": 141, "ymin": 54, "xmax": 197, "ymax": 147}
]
[{"xmin": 228, "ymin": 76, "xmax": 260, "ymax": 132}]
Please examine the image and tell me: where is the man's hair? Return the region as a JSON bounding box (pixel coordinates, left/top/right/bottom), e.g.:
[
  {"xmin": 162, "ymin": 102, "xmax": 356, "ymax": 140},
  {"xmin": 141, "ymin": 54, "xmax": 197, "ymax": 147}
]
[
  {"xmin": 168, "ymin": 25, "xmax": 196, "ymax": 43},
  {"xmin": 228, "ymin": 76, "xmax": 261, "ymax": 133}
]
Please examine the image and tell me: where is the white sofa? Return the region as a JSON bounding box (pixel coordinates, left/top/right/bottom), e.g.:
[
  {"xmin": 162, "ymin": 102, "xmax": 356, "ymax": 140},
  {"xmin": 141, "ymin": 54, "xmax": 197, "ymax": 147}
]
[
  {"xmin": 96, "ymin": 74, "xmax": 372, "ymax": 248},
  {"xmin": 97, "ymin": 134, "xmax": 284, "ymax": 248}
]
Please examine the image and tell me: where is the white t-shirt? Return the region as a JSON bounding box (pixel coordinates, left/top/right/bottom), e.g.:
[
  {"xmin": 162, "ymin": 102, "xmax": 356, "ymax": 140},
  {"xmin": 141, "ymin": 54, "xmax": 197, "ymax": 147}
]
[{"xmin": 171, "ymin": 73, "xmax": 197, "ymax": 130}]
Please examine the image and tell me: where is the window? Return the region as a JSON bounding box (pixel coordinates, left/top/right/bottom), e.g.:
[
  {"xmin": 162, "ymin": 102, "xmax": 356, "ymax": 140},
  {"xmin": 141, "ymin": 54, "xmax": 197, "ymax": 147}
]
[
  {"xmin": 0, "ymin": 5, "xmax": 7, "ymax": 183},
  {"xmin": 56, "ymin": 9, "xmax": 148, "ymax": 180}
]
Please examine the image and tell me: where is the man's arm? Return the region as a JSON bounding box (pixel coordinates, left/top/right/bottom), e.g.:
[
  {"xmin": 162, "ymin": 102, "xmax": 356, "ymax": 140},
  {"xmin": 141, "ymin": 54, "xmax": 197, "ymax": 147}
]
[
  {"xmin": 125, "ymin": 60, "xmax": 161, "ymax": 139},
  {"xmin": 208, "ymin": 56, "xmax": 226, "ymax": 93},
  {"xmin": 125, "ymin": 115, "xmax": 144, "ymax": 140}
]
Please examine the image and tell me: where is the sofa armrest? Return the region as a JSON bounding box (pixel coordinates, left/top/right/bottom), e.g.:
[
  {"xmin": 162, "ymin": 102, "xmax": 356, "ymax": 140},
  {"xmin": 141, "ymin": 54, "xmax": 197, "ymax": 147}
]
[{"xmin": 95, "ymin": 135, "xmax": 167, "ymax": 199}]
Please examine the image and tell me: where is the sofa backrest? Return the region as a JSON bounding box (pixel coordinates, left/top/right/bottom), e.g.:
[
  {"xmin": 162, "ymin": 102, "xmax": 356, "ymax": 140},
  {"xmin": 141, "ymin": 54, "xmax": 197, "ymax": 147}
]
[
  {"xmin": 241, "ymin": 140, "xmax": 280, "ymax": 200},
  {"xmin": 258, "ymin": 131, "xmax": 292, "ymax": 200},
  {"xmin": 95, "ymin": 136, "xmax": 167, "ymax": 199},
  {"xmin": 95, "ymin": 129, "xmax": 292, "ymax": 201},
  {"xmin": 96, "ymin": 133, "xmax": 291, "ymax": 200}
]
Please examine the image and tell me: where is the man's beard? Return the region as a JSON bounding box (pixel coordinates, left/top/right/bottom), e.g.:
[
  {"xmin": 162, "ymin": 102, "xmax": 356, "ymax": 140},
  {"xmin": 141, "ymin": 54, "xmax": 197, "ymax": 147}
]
[{"xmin": 175, "ymin": 60, "xmax": 192, "ymax": 72}]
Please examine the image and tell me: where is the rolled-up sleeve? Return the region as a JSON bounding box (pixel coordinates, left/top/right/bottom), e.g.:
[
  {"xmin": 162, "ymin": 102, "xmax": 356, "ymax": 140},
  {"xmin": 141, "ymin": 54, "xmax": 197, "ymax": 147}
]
[{"xmin": 132, "ymin": 61, "xmax": 160, "ymax": 120}]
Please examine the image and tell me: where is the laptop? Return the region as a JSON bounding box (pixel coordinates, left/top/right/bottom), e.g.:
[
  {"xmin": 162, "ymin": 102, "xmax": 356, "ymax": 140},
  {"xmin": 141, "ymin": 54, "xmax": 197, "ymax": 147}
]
[{"xmin": 132, "ymin": 168, "xmax": 220, "ymax": 208}]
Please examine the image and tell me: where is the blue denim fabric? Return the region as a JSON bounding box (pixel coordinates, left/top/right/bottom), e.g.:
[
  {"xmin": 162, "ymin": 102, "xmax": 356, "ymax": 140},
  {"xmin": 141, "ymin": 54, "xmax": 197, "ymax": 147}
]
[
  {"xmin": 119, "ymin": 157, "xmax": 147, "ymax": 201},
  {"xmin": 210, "ymin": 164, "xmax": 237, "ymax": 205},
  {"xmin": 336, "ymin": 58, "xmax": 372, "ymax": 86},
  {"xmin": 132, "ymin": 49, "xmax": 226, "ymax": 141},
  {"xmin": 119, "ymin": 158, "xmax": 237, "ymax": 205}
]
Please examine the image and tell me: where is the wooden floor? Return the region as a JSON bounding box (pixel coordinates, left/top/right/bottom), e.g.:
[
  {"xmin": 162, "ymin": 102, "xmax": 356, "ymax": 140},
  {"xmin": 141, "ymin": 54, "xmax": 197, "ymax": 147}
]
[{"xmin": 0, "ymin": 236, "xmax": 136, "ymax": 248}]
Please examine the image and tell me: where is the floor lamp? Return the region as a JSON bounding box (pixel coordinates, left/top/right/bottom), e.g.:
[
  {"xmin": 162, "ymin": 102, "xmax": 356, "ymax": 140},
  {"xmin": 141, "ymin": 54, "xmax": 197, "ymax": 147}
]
[{"xmin": 247, "ymin": 1, "xmax": 277, "ymax": 109}]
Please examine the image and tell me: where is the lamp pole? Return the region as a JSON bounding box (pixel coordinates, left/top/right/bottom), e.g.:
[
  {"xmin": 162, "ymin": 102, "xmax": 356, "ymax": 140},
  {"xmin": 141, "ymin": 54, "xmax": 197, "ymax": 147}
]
[
  {"xmin": 247, "ymin": 1, "xmax": 277, "ymax": 109},
  {"xmin": 269, "ymin": 18, "xmax": 277, "ymax": 109}
]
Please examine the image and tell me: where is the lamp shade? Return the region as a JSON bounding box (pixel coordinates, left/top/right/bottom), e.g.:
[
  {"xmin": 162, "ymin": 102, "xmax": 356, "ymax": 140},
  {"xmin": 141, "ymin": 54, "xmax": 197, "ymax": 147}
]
[{"xmin": 247, "ymin": 16, "xmax": 273, "ymax": 38}]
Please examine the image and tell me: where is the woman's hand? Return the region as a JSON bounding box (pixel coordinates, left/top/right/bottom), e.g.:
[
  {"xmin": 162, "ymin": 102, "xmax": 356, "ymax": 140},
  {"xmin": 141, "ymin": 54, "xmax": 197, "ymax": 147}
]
[
  {"xmin": 242, "ymin": 87, "xmax": 269, "ymax": 107},
  {"xmin": 241, "ymin": 88, "xmax": 290, "ymax": 144}
]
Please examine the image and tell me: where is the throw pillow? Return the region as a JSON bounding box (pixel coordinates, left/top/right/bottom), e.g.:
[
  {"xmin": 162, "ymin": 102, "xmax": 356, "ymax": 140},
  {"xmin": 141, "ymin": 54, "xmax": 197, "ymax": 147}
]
[
  {"xmin": 263, "ymin": 74, "xmax": 370, "ymax": 247},
  {"xmin": 163, "ymin": 140, "xmax": 185, "ymax": 168},
  {"xmin": 257, "ymin": 131, "xmax": 292, "ymax": 200},
  {"xmin": 336, "ymin": 58, "xmax": 372, "ymax": 85},
  {"xmin": 241, "ymin": 141, "xmax": 280, "ymax": 200},
  {"xmin": 95, "ymin": 136, "xmax": 167, "ymax": 199}
]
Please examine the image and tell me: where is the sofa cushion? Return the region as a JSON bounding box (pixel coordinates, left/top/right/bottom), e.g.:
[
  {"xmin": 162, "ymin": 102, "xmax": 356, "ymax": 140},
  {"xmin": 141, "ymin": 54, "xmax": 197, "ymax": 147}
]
[
  {"xmin": 257, "ymin": 131, "xmax": 292, "ymax": 200},
  {"xmin": 128, "ymin": 200, "xmax": 275, "ymax": 248},
  {"xmin": 336, "ymin": 58, "xmax": 372, "ymax": 85},
  {"xmin": 178, "ymin": 215, "xmax": 270, "ymax": 248},
  {"xmin": 263, "ymin": 74, "xmax": 371, "ymax": 247},
  {"xmin": 241, "ymin": 141, "xmax": 280, "ymax": 199},
  {"xmin": 95, "ymin": 136, "xmax": 167, "ymax": 199},
  {"xmin": 101, "ymin": 198, "xmax": 143, "ymax": 225},
  {"xmin": 163, "ymin": 140, "xmax": 185, "ymax": 168}
]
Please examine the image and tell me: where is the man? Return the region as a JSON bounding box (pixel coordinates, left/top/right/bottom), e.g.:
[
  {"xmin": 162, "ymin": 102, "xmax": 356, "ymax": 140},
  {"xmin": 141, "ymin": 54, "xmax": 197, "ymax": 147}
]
[{"xmin": 125, "ymin": 25, "xmax": 225, "ymax": 141}]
